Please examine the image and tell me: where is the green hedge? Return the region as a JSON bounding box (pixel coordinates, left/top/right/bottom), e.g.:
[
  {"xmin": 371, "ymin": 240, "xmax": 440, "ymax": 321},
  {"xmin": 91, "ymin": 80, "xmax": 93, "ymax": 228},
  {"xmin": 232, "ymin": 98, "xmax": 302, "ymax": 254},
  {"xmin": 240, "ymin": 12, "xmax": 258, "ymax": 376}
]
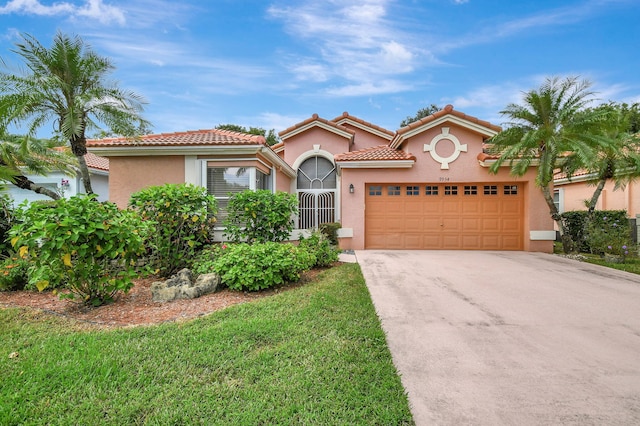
[{"xmin": 560, "ymin": 210, "xmax": 629, "ymax": 253}]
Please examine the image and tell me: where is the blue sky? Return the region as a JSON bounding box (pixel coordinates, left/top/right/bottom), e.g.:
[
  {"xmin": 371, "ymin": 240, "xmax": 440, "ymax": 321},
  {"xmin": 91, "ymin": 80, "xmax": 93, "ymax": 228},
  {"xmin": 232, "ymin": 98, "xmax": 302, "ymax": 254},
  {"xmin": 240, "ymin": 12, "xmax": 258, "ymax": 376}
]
[{"xmin": 1, "ymin": 0, "xmax": 639, "ymax": 137}]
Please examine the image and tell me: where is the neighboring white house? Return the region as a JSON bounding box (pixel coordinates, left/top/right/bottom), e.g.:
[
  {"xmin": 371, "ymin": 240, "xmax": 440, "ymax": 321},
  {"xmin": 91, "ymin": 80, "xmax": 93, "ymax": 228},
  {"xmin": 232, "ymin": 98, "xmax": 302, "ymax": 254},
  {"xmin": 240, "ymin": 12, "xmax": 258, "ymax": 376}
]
[{"xmin": 3, "ymin": 153, "xmax": 109, "ymax": 206}]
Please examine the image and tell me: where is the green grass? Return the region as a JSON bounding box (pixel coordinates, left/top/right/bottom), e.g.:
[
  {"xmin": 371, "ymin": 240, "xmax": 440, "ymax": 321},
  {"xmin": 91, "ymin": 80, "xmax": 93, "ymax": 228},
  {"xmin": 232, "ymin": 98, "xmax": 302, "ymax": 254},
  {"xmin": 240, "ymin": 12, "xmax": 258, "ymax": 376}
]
[
  {"xmin": 554, "ymin": 241, "xmax": 640, "ymax": 274},
  {"xmin": 0, "ymin": 264, "xmax": 414, "ymax": 425}
]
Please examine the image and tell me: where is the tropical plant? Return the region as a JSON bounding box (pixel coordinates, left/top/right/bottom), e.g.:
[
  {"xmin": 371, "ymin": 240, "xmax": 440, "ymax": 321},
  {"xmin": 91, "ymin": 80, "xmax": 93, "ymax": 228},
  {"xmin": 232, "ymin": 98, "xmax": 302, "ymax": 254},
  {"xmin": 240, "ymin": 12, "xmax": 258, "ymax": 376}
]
[
  {"xmin": 298, "ymin": 231, "xmax": 341, "ymax": 268},
  {"xmin": 129, "ymin": 183, "xmax": 218, "ymax": 277},
  {"xmin": 585, "ymin": 211, "xmax": 633, "ymax": 260},
  {"xmin": 488, "ymin": 76, "xmax": 609, "ymax": 253},
  {"xmin": 0, "ymin": 32, "xmax": 150, "ymax": 194},
  {"xmin": 564, "ymin": 103, "xmax": 640, "ymax": 212},
  {"xmin": 0, "ymin": 134, "xmax": 76, "ymax": 200},
  {"xmin": 223, "ymin": 190, "xmax": 298, "ymax": 243},
  {"xmin": 209, "ymin": 242, "xmax": 315, "ymax": 291},
  {"xmin": 10, "ymin": 195, "xmax": 148, "ymax": 306}
]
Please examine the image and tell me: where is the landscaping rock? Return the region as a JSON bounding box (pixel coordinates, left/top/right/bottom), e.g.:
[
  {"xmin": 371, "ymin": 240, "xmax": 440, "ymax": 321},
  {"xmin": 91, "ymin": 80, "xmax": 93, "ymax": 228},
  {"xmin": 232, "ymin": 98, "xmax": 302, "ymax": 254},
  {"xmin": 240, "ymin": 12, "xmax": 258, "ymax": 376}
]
[{"xmin": 151, "ymin": 269, "xmax": 221, "ymax": 302}]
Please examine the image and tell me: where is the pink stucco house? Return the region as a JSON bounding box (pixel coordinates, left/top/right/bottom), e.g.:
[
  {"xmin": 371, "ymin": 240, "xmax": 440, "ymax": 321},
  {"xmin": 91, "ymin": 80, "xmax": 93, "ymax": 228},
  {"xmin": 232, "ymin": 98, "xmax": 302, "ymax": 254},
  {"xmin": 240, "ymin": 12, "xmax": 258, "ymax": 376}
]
[
  {"xmin": 87, "ymin": 105, "xmax": 554, "ymax": 252},
  {"xmin": 554, "ymin": 170, "xmax": 640, "ymax": 217}
]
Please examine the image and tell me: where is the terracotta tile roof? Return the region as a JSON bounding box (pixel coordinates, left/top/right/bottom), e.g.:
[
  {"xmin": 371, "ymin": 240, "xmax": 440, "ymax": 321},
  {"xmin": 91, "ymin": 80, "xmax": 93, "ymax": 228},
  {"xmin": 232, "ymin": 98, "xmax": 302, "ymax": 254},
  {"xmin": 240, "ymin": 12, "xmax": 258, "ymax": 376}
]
[
  {"xmin": 278, "ymin": 113, "xmax": 355, "ymax": 138},
  {"xmin": 396, "ymin": 104, "xmax": 502, "ymax": 135},
  {"xmin": 335, "ymin": 145, "xmax": 416, "ymax": 162},
  {"xmin": 331, "ymin": 112, "xmax": 395, "ymax": 137},
  {"xmin": 87, "ymin": 128, "xmax": 266, "ymax": 147},
  {"xmin": 85, "ymin": 152, "xmax": 109, "ymax": 171}
]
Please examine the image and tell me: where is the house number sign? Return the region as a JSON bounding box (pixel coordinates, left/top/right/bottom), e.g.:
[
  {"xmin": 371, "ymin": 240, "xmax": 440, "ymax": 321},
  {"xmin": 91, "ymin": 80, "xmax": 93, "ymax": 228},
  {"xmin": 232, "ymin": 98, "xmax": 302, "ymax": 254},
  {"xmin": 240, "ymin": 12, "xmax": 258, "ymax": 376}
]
[{"xmin": 423, "ymin": 127, "xmax": 467, "ymax": 170}]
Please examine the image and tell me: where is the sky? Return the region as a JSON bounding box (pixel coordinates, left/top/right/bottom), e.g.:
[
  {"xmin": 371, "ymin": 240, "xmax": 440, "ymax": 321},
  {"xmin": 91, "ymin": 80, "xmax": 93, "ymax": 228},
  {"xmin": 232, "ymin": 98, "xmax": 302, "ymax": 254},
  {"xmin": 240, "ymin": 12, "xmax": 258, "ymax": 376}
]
[{"xmin": 0, "ymin": 0, "xmax": 639, "ymax": 138}]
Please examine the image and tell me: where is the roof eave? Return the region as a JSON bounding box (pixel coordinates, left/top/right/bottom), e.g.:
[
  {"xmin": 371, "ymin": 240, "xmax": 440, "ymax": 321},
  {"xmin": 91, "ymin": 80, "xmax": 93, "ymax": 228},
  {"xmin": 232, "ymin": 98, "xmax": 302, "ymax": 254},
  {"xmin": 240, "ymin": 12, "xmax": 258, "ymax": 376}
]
[
  {"xmin": 336, "ymin": 160, "xmax": 415, "ymax": 169},
  {"xmin": 391, "ymin": 115, "xmax": 500, "ymax": 149}
]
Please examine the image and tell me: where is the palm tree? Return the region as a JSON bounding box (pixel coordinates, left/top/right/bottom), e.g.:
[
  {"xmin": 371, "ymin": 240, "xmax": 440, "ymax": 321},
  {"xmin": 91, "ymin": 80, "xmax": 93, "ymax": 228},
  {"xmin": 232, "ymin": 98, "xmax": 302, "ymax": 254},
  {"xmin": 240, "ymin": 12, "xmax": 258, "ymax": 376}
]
[
  {"xmin": 0, "ymin": 134, "xmax": 77, "ymax": 200},
  {"xmin": 565, "ymin": 104, "xmax": 640, "ymax": 212},
  {"xmin": 488, "ymin": 76, "xmax": 608, "ymax": 252},
  {"xmin": 0, "ymin": 32, "xmax": 150, "ymax": 194}
]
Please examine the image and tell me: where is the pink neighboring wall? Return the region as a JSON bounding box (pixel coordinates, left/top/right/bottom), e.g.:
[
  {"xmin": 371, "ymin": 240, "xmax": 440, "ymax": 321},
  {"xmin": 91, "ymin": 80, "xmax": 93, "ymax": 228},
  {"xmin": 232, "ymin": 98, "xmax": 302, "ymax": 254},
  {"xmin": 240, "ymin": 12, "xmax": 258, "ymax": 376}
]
[
  {"xmin": 109, "ymin": 156, "xmax": 185, "ymax": 208},
  {"xmin": 559, "ymin": 180, "xmax": 640, "ymax": 216}
]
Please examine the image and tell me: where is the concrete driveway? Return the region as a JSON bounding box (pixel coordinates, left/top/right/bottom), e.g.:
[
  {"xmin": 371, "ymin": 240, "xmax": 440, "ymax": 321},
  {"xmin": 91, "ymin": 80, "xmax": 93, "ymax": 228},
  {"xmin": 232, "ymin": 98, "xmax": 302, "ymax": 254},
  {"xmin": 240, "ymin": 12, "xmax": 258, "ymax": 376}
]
[{"xmin": 356, "ymin": 250, "xmax": 640, "ymax": 425}]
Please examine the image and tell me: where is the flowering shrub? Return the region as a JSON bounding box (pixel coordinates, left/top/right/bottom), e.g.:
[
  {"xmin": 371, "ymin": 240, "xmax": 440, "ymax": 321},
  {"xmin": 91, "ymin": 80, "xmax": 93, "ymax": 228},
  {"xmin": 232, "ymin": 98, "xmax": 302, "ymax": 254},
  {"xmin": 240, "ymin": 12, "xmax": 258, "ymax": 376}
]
[
  {"xmin": 585, "ymin": 212, "xmax": 634, "ymax": 260},
  {"xmin": 129, "ymin": 183, "xmax": 217, "ymax": 276},
  {"xmin": 201, "ymin": 242, "xmax": 315, "ymax": 291},
  {"xmin": 10, "ymin": 195, "xmax": 148, "ymax": 306}
]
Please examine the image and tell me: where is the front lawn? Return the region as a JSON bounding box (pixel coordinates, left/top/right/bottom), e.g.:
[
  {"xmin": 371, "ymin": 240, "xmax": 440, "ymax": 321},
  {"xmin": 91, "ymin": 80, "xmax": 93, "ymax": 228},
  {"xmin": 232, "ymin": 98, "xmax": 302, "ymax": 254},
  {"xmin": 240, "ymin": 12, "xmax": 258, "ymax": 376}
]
[{"xmin": 0, "ymin": 263, "xmax": 414, "ymax": 425}]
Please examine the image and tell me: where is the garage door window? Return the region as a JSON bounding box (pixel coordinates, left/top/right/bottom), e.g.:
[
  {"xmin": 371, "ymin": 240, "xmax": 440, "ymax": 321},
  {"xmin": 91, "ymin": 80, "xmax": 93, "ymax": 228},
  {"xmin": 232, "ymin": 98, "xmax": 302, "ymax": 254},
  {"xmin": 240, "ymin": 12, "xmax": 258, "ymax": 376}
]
[
  {"xmin": 484, "ymin": 185, "xmax": 498, "ymax": 195},
  {"xmin": 388, "ymin": 186, "xmax": 401, "ymax": 196},
  {"xmin": 425, "ymin": 185, "xmax": 439, "ymax": 195},
  {"xmin": 406, "ymin": 186, "xmax": 420, "ymax": 196},
  {"xmin": 444, "ymin": 185, "xmax": 458, "ymax": 195},
  {"xmin": 464, "ymin": 185, "xmax": 478, "ymax": 195},
  {"xmin": 369, "ymin": 185, "xmax": 382, "ymax": 196},
  {"xmin": 504, "ymin": 185, "xmax": 518, "ymax": 195}
]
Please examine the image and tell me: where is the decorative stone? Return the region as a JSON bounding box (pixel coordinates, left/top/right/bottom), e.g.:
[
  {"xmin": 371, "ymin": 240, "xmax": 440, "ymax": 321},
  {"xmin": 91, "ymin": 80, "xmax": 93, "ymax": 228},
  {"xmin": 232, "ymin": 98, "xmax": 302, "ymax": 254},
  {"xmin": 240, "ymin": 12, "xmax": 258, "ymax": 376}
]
[{"xmin": 151, "ymin": 269, "xmax": 221, "ymax": 302}]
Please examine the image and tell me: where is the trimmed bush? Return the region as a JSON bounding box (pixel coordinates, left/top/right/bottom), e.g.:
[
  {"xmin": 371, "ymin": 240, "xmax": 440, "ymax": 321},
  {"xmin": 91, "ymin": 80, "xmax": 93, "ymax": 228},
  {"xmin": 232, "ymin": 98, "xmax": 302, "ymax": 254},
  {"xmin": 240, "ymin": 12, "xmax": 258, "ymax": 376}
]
[
  {"xmin": 223, "ymin": 190, "xmax": 298, "ymax": 243},
  {"xmin": 205, "ymin": 242, "xmax": 315, "ymax": 291},
  {"xmin": 319, "ymin": 222, "xmax": 341, "ymax": 245},
  {"xmin": 585, "ymin": 211, "xmax": 633, "ymax": 257},
  {"xmin": 0, "ymin": 255, "xmax": 29, "ymax": 291},
  {"xmin": 10, "ymin": 195, "xmax": 147, "ymax": 306},
  {"xmin": 129, "ymin": 183, "xmax": 218, "ymax": 277},
  {"xmin": 561, "ymin": 210, "xmax": 629, "ymax": 253},
  {"xmin": 299, "ymin": 231, "xmax": 341, "ymax": 267}
]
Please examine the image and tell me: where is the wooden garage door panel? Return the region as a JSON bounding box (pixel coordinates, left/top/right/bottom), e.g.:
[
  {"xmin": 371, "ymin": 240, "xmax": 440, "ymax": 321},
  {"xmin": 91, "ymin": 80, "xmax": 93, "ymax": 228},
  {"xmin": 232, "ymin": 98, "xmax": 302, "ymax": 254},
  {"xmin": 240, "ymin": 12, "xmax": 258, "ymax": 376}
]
[{"xmin": 365, "ymin": 182, "xmax": 523, "ymax": 250}]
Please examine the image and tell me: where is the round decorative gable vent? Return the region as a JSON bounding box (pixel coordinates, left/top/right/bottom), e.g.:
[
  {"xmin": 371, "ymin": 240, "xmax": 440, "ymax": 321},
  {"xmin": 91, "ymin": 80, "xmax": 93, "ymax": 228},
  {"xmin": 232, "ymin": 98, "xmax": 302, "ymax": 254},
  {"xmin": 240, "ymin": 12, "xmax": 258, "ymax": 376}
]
[{"xmin": 423, "ymin": 127, "xmax": 467, "ymax": 170}]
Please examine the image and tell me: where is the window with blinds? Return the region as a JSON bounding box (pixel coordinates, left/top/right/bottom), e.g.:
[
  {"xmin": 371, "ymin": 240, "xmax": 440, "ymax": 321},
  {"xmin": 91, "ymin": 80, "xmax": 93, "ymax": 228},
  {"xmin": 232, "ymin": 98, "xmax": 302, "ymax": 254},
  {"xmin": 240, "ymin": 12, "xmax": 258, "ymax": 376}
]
[{"xmin": 206, "ymin": 167, "xmax": 271, "ymax": 222}]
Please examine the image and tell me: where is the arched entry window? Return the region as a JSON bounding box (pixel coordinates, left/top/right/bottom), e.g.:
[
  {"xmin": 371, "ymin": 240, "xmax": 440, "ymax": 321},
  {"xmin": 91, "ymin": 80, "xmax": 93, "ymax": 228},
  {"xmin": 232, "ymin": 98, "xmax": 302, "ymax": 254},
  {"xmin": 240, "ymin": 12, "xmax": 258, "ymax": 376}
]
[{"xmin": 297, "ymin": 156, "xmax": 336, "ymax": 229}]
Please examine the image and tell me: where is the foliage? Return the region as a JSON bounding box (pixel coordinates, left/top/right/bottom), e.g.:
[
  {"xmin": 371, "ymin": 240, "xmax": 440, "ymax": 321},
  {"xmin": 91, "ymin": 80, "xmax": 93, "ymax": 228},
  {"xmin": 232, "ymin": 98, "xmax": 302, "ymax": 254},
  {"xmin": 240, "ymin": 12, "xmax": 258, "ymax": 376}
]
[
  {"xmin": 215, "ymin": 123, "xmax": 280, "ymax": 146},
  {"xmin": 319, "ymin": 221, "xmax": 341, "ymax": 245},
  {"xmin": 10, "ymin": 195, "xmax": 147, "ymax": 306},
  {"xmin": 129, "ymin": 183, "xmax": 218, "ymax": 277},
  {"xmin": 559, "ymin": 211, "xmax": 591, "ymax": 252},
  {"xmin": 399, "ymin": 104, "xmax": 441, "ymax": 127},
  {"xmin": 0, "ymin": 134, "xmax": 77, "ymax": 200},
  {"xmin": 209, "ymin": 242, "xmax": 315, "ymax": 291},
  {"xmin": 563, "ymin": 103, "xmax": 640, "ymax": 212},
  {"xmin": 0, "ymin": 194, "xmax": 15, "ymax": 256},
  {"xmin": 298, "ymin": 231, "xmax": 341, "ymax": 268},
  {"xmin": 585, "ymin": 211, "xmax": 633, "ymax": 258},
  {"xmin": 487, "ymin": 76, "xmax": 610, "ymax": 253},
  {"xmin": 0, "ymin": 32, "xmax": 150, "ymax": 194},
  {"xmin": 223, "ymin": 190, "xmax": 298, "ymax": 243},
  {"xmin": 0, "ymin": 255, "xmax": 29, "ymax": 291}
]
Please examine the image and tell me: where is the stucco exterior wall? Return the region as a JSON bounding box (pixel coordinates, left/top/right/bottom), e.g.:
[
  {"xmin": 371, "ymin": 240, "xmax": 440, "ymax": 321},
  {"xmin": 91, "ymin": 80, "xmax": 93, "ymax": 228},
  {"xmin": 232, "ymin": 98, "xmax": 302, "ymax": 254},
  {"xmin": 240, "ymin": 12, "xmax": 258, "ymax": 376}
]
[
  {"xmin": 558, "ymin": 180, "xmax": 640, "ymax": 216},
  {"xmin": 338, "ymin": 123, "xmax": 391, "ymax": 151},
  {"xmin": 338, "ymin": 123, "xmax": 553, "ymax": 252},
  {"xmin": 109, "ymin": 156, "xmax": 185, "ymax": 208},
  {"xmin": 282, "ymin": 127, "xmax": 350, "ymax": 166}
]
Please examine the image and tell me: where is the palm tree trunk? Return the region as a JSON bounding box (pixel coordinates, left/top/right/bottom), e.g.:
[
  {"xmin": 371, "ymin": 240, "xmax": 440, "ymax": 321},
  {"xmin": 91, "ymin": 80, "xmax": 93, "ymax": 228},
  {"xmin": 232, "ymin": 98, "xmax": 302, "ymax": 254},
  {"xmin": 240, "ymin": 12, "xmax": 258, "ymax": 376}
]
[
  {"xmin": 587, "ymin": 179, "xmax": 607, "ymax": 212},
  {"xmin": 76, "ymin": 154, "xmax": 93, "ymax": 194},
  {"xmin": 70, "ymin": 134, "xmax": 93, "ymax": 194},
  {"xmin": 12, "ymin": 175, "xmax": 61, "ymax": 200},
  {"xmin": 541, "ymin": 185, "xmax": 574, "ymax": 253}
]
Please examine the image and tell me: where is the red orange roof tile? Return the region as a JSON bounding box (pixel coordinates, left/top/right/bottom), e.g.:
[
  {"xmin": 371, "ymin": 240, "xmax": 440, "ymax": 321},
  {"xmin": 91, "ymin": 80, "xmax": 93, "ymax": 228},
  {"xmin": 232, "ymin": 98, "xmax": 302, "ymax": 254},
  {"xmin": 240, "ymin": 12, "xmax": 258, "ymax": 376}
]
[
  {"xmin": 87, "ymin": 128, "xmax": 266, "ymax": 148},
  {"xmin": 335, "ymin": 145, "xmax": 416, "ymax": 162}
]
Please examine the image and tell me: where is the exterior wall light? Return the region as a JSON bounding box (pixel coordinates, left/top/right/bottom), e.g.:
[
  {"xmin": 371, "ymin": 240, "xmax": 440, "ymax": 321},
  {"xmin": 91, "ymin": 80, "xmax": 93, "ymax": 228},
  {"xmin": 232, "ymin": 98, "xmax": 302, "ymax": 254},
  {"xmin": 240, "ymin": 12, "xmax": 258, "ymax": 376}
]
[{"xmin": 349, "ymin": 183, "xmax": 354, "ymax": 193}]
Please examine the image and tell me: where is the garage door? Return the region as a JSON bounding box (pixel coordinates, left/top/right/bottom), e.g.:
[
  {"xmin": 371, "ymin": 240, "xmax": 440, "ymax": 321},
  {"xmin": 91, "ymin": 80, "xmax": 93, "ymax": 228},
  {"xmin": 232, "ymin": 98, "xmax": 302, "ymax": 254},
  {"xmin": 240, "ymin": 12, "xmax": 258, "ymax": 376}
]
[{"xmin": 365, "ymin": 183, "xmax": 523, "ymax": 250}]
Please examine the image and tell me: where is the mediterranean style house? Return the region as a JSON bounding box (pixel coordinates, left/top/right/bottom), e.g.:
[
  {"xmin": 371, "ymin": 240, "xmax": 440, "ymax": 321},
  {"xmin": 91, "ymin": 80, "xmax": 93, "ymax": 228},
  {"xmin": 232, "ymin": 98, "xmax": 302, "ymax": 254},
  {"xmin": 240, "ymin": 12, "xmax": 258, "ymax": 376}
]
[{"xmin": 87, "ymin": 105, "xmax": 554, "ymax": 252}]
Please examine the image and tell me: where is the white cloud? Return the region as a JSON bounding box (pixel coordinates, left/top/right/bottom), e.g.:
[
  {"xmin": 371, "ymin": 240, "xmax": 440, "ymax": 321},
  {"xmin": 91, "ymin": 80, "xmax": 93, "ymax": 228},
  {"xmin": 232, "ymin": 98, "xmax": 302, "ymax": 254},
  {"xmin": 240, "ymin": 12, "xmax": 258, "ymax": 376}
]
[
  {"xmin": 0, "ymin": 0, "xmax": 125, "ymax": 25},
  {"xmin": 268, "ymin": 0, "xmax": 420, "ymax": 97}
]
